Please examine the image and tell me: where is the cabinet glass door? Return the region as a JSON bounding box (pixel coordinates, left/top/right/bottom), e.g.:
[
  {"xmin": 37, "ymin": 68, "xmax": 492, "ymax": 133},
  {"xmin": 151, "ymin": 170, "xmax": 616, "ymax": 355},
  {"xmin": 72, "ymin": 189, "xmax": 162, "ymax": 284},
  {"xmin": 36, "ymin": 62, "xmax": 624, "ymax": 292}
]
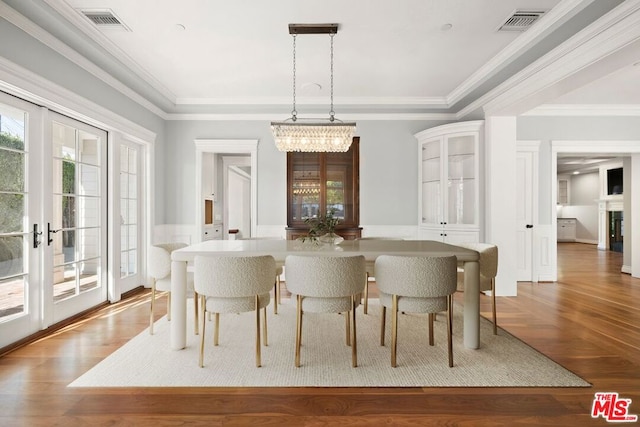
[
  {"xmin": 290, "ymin": 152, "xmax": 321, "ymax": 223},
  {"xmin": 421, "ymin": 139, "xmax": 441, "ymax": 225},
  {"xmin": 446, "ymin": 135, "xmax": 475, "ymax": 225}
]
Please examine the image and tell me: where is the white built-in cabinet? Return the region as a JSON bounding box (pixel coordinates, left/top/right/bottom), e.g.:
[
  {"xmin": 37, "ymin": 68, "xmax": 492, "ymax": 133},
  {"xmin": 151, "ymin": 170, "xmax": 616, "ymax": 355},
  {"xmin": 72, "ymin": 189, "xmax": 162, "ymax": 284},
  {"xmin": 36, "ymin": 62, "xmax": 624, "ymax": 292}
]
[{"xmin": 415, "ymin": 121, "xmax": 482, "ymax": 243}]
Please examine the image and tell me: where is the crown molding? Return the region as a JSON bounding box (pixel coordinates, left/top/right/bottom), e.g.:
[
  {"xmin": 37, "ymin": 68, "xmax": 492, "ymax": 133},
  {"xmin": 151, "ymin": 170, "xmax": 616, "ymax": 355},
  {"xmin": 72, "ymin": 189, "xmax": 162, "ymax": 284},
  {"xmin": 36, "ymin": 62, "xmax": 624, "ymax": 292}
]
[
  {"xmin": 479, "ymin": 1, "xmax": 640, "ymax": 117},
  {"xmin": 523, "ymin": 104, "xmax": 640, "ymax": 116},
  {"xmin": 0, "ymin": 1, "xmax": 168, "ymax": 120},
  {"xmin": 447, "ymin": 0, "xmax": 592, "ymax": 106},
  {"xmin": 0, "ymin": 56, "xmax": 156, "ymax": 143},
  {"xmin": 175, "ymin": 96, "xmax": 448, "ymax": 106},
  {"xmin": 41, "ymin": 0, "xmax": 177, "ymax": 103},
  {"xmin": 166, "ymin": 112, "xmax": 456, "ymax": 121}
]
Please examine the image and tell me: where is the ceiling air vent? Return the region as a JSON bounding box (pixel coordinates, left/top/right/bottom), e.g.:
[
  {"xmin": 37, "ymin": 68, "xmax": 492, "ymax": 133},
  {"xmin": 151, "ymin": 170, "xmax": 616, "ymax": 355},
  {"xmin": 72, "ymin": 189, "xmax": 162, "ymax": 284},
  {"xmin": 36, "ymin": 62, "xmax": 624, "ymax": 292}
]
[
  {"xmin": 81, "ymin": 9, "xmax": 130, "ymax": 31},
  {"xmin": 498, "ymin": 10, "xmax": 546, "ymax": 32}
]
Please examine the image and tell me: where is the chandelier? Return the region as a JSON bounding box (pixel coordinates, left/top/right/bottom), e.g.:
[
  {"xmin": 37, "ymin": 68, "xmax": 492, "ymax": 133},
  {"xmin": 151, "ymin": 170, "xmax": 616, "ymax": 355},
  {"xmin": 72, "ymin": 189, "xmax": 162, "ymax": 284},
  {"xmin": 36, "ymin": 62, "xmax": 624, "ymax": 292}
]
[{"xmin": 271, "ymin": 24, "xmax": 356, "ymax": 152}]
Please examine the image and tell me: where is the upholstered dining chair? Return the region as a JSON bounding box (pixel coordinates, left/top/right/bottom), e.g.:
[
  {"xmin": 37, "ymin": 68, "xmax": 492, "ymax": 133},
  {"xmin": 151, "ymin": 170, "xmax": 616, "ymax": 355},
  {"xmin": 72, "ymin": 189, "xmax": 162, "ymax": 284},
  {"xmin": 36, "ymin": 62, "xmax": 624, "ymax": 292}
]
[
  {"xmin": 148, "ymin": 243, "xmax": 198, "ymax": 335},
  {"xmin": 194, "ymin": 255, "xmax": 276, "ymax": 368},
  {"xmin": 358, "ymin": 237, "xmax": 398, "ymax": 314},
  {"xmin": 375, "ymin": 255, "xmax": 458, "ymax": 368},
  {"xmin": 284, "ymin": 255, "xmax": 366, "ymax": 368},
  {"xmin": 455, "ymin": 243, "xmax": 499, "ymax": 334},
  {"xmin": 239, "ymin": 237, "xmax": 285, "ymax": 314}
]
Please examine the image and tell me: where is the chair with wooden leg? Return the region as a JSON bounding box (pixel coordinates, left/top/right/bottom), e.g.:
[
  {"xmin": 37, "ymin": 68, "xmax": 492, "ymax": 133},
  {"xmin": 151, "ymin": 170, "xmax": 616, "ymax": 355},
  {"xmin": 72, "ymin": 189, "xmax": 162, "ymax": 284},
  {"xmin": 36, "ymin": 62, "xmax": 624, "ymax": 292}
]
[
  {"xmin": 194, "ymin": 255, "xmax": 276, "ymax": 368},
  {"xmin": 284, "ymin": 255, "xmax": 366, "ymax": 368},
  {"xmin": 455, "ymin": 243, "xmax": 499, "ymax": 334},
  {"xmin": 148, "ymin": 243, "xmax": 198, "ymax": 335},
  {"xmin": 358, "ymin": 237, "xmax": 397, "ymax": 314},
  {"xmin": 375, "ymin": 255, "xmax": 458, "ymax": 368}
]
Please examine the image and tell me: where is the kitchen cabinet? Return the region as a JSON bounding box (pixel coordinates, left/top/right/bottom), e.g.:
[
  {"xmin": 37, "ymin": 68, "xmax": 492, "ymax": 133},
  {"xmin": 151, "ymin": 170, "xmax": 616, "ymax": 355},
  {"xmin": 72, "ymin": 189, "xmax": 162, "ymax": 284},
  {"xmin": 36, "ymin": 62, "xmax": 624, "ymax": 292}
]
[{"xmin": 557, "ymin": 218, "xmax": 576, "ymax": 242}]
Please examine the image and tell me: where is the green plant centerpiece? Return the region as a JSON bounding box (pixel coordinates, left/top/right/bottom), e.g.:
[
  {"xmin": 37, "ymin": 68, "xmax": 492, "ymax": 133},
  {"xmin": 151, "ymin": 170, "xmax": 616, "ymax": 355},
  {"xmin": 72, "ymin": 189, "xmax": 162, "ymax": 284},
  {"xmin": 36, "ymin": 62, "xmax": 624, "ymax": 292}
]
[{"xmin": 300, "ymin": 208, "xmax": 344, "ymax": 244}]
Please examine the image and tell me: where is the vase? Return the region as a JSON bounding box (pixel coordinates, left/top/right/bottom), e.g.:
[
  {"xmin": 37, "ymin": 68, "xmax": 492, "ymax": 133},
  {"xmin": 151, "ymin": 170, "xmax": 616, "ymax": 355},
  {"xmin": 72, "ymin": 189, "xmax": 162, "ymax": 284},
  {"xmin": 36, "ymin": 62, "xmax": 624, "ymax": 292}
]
[{"xmin": 319, "ymin": 232, "xmax": 344, "ymax": 245}]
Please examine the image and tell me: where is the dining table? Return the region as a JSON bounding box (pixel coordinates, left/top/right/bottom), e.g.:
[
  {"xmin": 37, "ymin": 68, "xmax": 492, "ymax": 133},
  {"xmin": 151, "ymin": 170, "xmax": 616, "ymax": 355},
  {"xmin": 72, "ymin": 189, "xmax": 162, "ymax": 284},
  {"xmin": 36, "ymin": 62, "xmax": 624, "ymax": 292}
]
[{"xmin": 170, "ymin": 239, "xmax": 481, "ymax": 350}]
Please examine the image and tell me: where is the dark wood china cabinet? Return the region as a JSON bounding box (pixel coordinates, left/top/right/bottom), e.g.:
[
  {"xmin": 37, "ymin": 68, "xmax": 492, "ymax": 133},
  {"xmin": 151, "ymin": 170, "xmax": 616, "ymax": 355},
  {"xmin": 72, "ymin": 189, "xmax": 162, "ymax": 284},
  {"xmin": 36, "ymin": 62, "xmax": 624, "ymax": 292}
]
[{"xmin": 286, "ymin": 137, "xmax": 361, "ymax": 240}]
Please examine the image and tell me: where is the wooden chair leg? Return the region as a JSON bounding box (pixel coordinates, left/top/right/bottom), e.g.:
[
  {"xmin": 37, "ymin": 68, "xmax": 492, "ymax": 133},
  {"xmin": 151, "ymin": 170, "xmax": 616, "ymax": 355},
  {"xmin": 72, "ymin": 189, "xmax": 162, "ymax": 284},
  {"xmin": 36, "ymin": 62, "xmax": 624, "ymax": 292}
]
[
  {"xmin": 345, "ymin": 312, "xmax": 351, "ymax": 346},
  {"xmin": 194, "ymin": 292, "xmax": 199, "ymax": 335},
  {"xmin": 491, "ymin": 278, "xmax": 497, "ymax": 335},
  {"xmin": 428, "ymin": 313, "xmax": 435, "ymax": 346},
  {"xmin": 447, "ymin": 295, "xmax": 453, "ymax": 368},
  {"xmin": 363, "ymin": 273, "xmax": 369, "ymax": 314},
  {"xmin": 391, "ymin": 294, "xmax": 398, "ymax": 367},
  {"xmin": 263, "ymin": 307, "xmax": 268, "ymax": 346},
  {"xmin": 149, "ymin": 281, "xmax": 156, "ymax": 335},
  {"xmin": 295, "ymin": 295, "xmax": 302, "ymax": 367},
  {"xmin": 199, "ymin": 295, "xmax": 206, "ymax": 367},
  {"xmin": 380, "ymin": 306, "xmax": 386, "ymax": 346},
  {"xmin": 255, "ymin": 295, "xmax": 261, "ymax": 368},
  {"xmin": 351, "ymin": 295, "xmax": 358, "ymax": 367},
  {"xmin": 213, "ymin": 313, "xmax": 220, "ymax": 346},
  {"xmin": 166, "ymin": 291, "xmax": 171, "ymax": 321},
  {"xmin": 273, "ymin": 276, "xmax": 279, "ymax": 315}
]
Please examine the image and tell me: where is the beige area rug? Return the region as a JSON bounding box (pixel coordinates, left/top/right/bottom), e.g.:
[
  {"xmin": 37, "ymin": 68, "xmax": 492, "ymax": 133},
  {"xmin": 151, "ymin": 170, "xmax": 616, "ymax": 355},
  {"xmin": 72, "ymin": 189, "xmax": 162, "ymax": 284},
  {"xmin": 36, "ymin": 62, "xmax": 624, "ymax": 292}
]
[{"xmin": 69, "ymin": 300, "xmax": 590, "ymax": 388}]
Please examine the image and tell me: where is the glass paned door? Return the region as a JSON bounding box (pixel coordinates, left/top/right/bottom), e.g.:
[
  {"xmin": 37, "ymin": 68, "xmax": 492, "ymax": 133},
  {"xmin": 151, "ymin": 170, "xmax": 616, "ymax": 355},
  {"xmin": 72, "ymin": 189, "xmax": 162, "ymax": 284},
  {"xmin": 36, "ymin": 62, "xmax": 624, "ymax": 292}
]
[
  {"xmin": 47, "ymin": 113, "xmax": 107, "ymax": 323},
  {"xmin": 120, "ymin": 142, "xmax": 139, "ymax": 280},
  {"xmin": 447, "ymin": 135, "xmax": 475, "ymax": 225},
  {"xmin": 0, "ymin": 94, "xmax": 42, "ymax": 348}
]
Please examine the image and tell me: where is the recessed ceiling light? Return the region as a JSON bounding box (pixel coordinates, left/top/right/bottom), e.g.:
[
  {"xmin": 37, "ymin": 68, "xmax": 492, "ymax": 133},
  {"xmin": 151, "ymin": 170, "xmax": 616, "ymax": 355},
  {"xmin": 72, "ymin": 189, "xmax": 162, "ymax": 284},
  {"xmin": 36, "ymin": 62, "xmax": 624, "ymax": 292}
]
[
  {"xmin": 573, "ymin": 171, "xmax": 580, "ymax": 175},
  {"xmin": 441, "ymin": 23, "xmax": 453, "ymax": 31},
  {"xmin": 176, "ymin": 24, "xmax": 186, "ymax": 31}
]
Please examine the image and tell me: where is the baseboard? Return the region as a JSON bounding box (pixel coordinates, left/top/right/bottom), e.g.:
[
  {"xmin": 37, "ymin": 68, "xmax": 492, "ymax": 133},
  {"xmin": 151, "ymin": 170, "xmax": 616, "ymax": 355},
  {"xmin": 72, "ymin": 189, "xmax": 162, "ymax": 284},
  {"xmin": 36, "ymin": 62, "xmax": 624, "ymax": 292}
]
[
  {"xmin": 622, "ymin": 265, "xmax": 631, "ymax": 274},
  {"xmin": 575, "ymin": 239, "xmax": 598, "ymax": 245}
]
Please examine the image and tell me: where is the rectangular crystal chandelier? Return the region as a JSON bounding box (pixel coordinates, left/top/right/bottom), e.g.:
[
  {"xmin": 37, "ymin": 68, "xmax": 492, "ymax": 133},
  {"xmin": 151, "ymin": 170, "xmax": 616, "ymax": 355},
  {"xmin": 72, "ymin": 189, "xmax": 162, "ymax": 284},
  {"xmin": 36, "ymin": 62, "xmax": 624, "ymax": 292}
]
[{"xmin": 271, "ymin": 24, "xmax": 356, "ymax": 152}]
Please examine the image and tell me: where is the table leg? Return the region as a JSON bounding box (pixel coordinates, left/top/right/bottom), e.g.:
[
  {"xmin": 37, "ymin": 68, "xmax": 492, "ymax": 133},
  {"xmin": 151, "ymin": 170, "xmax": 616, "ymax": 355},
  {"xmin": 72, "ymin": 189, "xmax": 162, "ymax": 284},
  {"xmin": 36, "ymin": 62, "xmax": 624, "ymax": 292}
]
[
  {"xmin": 171, "ymin": 260, "xmax": 187, "ymax": 350},
  {"xmin": 463, "ymin": 260, "xmax": 480, "ymax": 349}
]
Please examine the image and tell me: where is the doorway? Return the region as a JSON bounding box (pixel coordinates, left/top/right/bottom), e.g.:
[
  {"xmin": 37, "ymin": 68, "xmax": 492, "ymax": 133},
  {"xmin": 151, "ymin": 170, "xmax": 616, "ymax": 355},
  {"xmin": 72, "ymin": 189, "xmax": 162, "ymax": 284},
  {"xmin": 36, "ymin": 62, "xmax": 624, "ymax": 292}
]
[
  {"xmin": 551, "ymin": 140, "xmax": 640, "ymax": 280},
  {"xmin": 0, "ymin": 95, "xmax": 108, "ymax": 348},
  {"xmin": 194, "ymin": 140, "xmax": 257, "ymax": 242},
  {"xmin": 223, "ymin": 156, "xmax": 251, "ymax": 239}
]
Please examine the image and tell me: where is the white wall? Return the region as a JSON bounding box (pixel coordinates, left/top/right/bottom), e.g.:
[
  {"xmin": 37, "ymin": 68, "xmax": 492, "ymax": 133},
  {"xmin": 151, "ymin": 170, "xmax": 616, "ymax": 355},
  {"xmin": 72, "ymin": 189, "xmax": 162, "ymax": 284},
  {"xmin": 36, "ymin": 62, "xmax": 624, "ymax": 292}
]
[
  {"xmin": 557, "ymin": 172, "xmax": 599, "ymax": 243},
  {"xmin": 163, "ymin": 120, "xmax": 449, "ymax": 233}
]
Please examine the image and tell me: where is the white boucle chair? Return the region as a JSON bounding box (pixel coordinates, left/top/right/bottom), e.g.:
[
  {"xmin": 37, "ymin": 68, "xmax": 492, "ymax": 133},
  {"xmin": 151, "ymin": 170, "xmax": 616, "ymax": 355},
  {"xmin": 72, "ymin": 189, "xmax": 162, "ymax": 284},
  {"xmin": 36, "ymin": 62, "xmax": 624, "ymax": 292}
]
[
  {"xmin": 375, "ymin": 255, "xmax": 458, "ymax": 368},
  {"xmin": 239, "ymin": 237, "xmax": 285, "ymax": 314},
  {"xmin": 148, "ymin": 243, "xmax": 197, "ymax": 335},
  {"xmin": 194, "ymin": 255, "xmax": 276, "ymax": 368},
  {"xmin": 455, "ymin": 243, "xmax": 499, "ymax": 335},
  {"xmin": 284, "ymin": 255, "xmax": 366, "ymax": 368},
  {"xmin": 358, "ymin": 237, "xmax": 398, "ymax": 314}
]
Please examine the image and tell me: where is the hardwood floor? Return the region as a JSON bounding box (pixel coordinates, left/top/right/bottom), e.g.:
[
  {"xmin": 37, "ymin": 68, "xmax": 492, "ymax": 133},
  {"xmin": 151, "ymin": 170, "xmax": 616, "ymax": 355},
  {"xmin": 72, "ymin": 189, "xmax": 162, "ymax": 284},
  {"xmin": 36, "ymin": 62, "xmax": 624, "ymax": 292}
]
[{"xmin": 0, "ymin": 243, "xmax": 638, "ymax": 426}]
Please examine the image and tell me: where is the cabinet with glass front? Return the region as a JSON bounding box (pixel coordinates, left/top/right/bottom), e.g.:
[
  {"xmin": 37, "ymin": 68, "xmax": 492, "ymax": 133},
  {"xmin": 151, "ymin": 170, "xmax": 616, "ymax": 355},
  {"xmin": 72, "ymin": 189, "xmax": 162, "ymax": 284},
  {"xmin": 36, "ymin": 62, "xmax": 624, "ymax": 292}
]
[
  {"xmin": 415, "ymin": 122, "xmax": 482, "ymax": 243},
  {"xmin": 286, "ymin": 137, "xmax": 361, "ymax": 240}
]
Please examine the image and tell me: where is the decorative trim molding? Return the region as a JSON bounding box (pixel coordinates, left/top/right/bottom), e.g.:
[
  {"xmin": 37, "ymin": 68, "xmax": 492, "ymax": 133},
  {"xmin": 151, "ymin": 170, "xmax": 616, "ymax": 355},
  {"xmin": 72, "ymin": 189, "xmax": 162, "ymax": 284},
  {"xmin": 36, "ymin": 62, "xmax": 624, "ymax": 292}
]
[
  {"xmin": 478, "ymin": 1, "xmax": 640, "ymax": 117},
  {"xmin": 524, "ymin": 104, "xmax": 640, "ymax": 116},
  {"xmin": 0, "ymin": 1, "xmax": 168, "ymax": 119},
  {"xmin": 166, "ymin": 112, "xmax": 457, "ymax": 121},
  {"xmin": 0, "ymin": 56, "xmax": 156, "ymax": 144},
  {"xmin": 447, "ymin": 0, "xmax": 590, "ymax": 106},
  {"xmin": 175, "ymin": 96, "xmax": 449, "ymax": 106},
  {"xmin": 622, "ymin": 264, "xmax": 631, "ymax": 274},
  {"xmin": 39, "ymin": 0, "xmax": 177, "ymax": 104}
]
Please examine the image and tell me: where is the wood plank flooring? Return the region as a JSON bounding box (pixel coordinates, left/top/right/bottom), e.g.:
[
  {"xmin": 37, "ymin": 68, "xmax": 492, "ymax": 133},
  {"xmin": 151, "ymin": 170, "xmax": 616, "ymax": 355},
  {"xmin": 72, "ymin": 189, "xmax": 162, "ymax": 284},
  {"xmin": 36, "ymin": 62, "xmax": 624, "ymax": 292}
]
[{"xmin": 0, "ymin": 243, "xmax": 638, "ymax": 426}]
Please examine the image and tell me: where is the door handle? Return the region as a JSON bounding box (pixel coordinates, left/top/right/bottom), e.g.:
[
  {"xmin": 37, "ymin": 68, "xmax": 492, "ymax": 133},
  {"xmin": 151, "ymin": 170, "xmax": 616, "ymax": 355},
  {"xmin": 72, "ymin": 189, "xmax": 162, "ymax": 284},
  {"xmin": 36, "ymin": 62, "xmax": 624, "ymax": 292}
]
[
  {"xmin": 526, "ymin": 224, "xmax": 533, "ymax": 229},
  {"xmin": 48, "ymin": 223, "xmax": 61, "ymax": 245},
  {"xmin": 33, "ymin": 224, "xmax": 42, "ymax": 248}
]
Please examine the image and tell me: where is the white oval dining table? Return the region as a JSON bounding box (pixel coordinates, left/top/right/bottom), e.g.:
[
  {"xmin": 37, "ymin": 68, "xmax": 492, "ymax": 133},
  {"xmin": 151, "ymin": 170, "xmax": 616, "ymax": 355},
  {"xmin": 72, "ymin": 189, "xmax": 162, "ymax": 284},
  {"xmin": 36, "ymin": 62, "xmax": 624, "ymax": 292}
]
[{"xmin": 170, "ymin": 239, "xmax": 481, "ymax": 349}]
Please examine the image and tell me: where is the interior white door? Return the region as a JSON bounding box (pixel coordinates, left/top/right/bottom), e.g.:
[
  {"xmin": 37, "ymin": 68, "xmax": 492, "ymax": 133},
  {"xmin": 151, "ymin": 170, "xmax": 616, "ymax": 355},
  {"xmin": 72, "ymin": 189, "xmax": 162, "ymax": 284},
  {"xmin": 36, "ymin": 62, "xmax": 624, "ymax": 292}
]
[{"xmin": 516, "ymin": 150, "xmax": 534, "ymax": 281}]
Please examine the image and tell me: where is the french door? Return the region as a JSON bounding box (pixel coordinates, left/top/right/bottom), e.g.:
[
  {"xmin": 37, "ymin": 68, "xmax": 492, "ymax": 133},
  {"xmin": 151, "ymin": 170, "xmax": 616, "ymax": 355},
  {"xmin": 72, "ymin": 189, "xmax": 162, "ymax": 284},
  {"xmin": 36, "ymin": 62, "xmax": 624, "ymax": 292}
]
[{"xmin": 0, "ymin": 93, "xmax": 108, "ymax": 348}]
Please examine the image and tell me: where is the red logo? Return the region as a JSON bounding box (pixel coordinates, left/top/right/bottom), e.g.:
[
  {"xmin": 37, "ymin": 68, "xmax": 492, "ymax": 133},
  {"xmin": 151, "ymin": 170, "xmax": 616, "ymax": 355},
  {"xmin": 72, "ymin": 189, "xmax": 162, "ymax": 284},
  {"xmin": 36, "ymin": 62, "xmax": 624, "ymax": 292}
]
[{"xmin": 592, "ymin": 392, "xmax": 638, "ymax": 422}]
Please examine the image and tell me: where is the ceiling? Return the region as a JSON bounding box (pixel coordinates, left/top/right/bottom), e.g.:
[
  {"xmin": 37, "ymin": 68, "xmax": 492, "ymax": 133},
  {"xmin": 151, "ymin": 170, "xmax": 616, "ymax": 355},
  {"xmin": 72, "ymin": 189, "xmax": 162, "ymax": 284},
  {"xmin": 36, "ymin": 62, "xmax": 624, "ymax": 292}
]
[
  {"xmin": 4, "ymin": 0, "xmax": 639, "ymax": 120},
  {"xmin": 3, "ymin": 0, "xmax": 639, "ymax": 178}
]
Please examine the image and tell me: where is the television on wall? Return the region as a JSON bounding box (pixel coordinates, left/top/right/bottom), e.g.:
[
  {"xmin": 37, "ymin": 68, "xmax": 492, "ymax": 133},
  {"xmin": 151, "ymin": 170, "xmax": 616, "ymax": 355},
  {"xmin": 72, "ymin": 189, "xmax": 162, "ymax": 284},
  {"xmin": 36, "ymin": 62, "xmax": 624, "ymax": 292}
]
[{"xmin": 607, "ymin": 168, "xmax": 623, "ymax": 195}]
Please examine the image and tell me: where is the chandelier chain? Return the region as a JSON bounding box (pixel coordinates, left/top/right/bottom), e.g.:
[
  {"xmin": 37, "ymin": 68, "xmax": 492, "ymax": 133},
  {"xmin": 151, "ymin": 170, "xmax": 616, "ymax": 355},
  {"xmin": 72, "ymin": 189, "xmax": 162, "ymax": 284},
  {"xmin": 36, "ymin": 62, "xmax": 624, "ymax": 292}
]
[
  {"xmin": 292, "ymin": 34, "xmax": 297, "ymax": 121},
  {"xmin": 329, "ymin": 33, "xmax": 335, "ymax": 122}
]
